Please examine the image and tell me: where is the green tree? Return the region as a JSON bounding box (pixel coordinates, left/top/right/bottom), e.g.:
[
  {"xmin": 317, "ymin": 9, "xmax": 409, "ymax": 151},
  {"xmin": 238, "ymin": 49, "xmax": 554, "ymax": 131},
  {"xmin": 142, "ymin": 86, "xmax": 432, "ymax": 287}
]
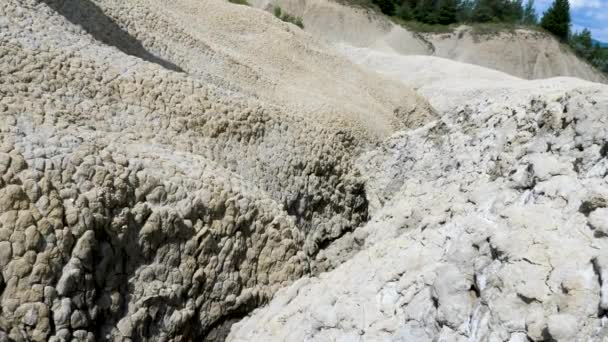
[
  {"xmin": 471, "ymin": 0, "xmax": 524, "ymax": 23},
  {"xmin": 396, "ymin": 1, "xmax": 414, "ymax": 20},
  {"xmin": 521, "ymin": 0, "xmax": 537, "ymax": 24},
  {"xmin": 437, "ymin": 0, "xmax": 460, "ymax": 24},
  {"xmin": 507, "ymin": 0, "xmax": 524, "ymax": 22},
  {"xmin": 540, "ymin": 0, "xmax": 571, "ymax": 40},
  {"xmin": 570, "ymin": 28, "xmax": 594, "ymax": 59},
  {"xmin": 591, "ymin": 46, "xmax": 608, "ymax": 73},
  {"xmin": 471, "ymin": 0, "xmax": 495, "ymax": 22},
  {"xmin": 414, "ymin": 0, "xmax": 438, "ymax": 23},
  {"xmin": 457, "ymin": 0, "xmax": 475, "ymax": 22},
  {"xmin": 373, "ymin": 0, "xmax": 396, "ymax": 15}
]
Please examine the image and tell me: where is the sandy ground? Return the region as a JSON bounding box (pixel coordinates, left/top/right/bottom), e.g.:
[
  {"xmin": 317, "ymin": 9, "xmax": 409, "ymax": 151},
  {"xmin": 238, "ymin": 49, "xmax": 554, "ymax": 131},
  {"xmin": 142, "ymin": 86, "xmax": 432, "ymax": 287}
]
[{"xmin": 336, "ymin": 43, "xmax": 597, "ymax": 112}]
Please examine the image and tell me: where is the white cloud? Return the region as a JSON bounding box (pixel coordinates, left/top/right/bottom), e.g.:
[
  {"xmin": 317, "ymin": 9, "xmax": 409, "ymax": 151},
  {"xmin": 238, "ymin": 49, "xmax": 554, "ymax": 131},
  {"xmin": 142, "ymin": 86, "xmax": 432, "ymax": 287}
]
[
  {"xmin": 592, "ymin": 11, "xmax": 608, "ymax": 20},
  {"xmin": 570, "ymin": 0, "xmax": 603, "ymax": 8},
  {"xmin": 582, "ymin": 9, "xmax": 607, "ymax": 21},
  {"xmin": 591, "ymin": 27, "xmax": 608, "ymax": 41},
  {"xmin": 576, "ymin": 24, "xmax": 608, "ymax": 41}
]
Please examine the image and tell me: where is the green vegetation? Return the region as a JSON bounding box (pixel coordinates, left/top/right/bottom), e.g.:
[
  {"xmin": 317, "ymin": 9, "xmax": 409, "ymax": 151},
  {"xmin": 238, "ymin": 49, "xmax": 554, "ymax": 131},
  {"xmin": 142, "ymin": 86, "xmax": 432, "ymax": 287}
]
[
  {"xmin": 521, "ymin": 0, "xmax": 537, "ymax": 25},
  {"xmin": 371, "ymin": 0, "xmax": 534, "ymax": 24},
  {"xmin": 227, "ymin": 1, "xmax": 304, "ymax": 29},
  {"xmin": 538, "ymin": 0, "xmax": 607, "ymax": 75},
  {"xmin": 274, "ymin": 6, "xmax": 304, "ymax": 29},
  {"xmin": 391, "ymin": 16, "xmax": 455, "ymax": 32},
  {"xmin": 570, "ymin": 28, "xmax": 608, "ymax": 74},
  {"xmin": 540, "ymin": 0, "xmax": 569, "ymax": 40},
  {"xmin": 469, "ymin": 22, "xmax": 531, "ymax": 35},
  {"xmin": 228, "ymin": 0, "xmax": 250, "ymax": 5}
]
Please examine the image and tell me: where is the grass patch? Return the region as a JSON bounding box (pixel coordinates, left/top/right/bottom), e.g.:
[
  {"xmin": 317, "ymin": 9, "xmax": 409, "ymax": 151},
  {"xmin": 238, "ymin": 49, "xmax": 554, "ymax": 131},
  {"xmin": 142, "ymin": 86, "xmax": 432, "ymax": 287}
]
[
  {"xmin": 469, "ymin": 22, "xmax": 541, "ymax": 36},
  {"xmin": 274, "ymin": 6, "xmax": 304, "ymax": 29},
  {"xmin": 390, "ymin": 19, "xmax": 543, "ymax": 36},
  {"xmin": 228, "ymin": 0, "xmax": 249, "ymax": 5},
  {"xmin": 333, "ymin": 0, "xmax": 378, "ymax": 10},
  {"xmin": 392, "ymin": 17, "xmax": 456, "ymax": 33}
]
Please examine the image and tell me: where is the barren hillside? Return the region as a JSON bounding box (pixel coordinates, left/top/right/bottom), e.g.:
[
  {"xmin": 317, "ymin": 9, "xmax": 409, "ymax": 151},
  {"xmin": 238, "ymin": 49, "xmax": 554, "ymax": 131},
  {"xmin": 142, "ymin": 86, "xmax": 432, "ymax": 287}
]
[
  {"xmin": 1, "ymin": 0, "xmax": 608, "ymax": 341},
  {"xmin": 0, "ymin": 0, "xmax": 432, "ymax": 340},
  {"xmin": 229, "ymin": 49, "xmax": 608, "ymax": 342}
]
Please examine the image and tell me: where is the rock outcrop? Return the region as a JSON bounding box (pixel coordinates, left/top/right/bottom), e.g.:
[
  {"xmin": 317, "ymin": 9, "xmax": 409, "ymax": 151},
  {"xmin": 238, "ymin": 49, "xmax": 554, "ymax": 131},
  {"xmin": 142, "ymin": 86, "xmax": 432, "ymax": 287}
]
[{"xmin": 229, "ymin": 66, "xmax": 608, "ymax": 342}]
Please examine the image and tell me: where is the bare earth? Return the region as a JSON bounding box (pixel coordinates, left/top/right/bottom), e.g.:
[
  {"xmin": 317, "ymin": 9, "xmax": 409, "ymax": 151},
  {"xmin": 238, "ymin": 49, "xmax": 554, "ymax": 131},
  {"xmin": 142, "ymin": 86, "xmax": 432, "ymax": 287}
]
[{"xmin": 1, "ymin": 0, "xmax": 608, "ymax": 341}]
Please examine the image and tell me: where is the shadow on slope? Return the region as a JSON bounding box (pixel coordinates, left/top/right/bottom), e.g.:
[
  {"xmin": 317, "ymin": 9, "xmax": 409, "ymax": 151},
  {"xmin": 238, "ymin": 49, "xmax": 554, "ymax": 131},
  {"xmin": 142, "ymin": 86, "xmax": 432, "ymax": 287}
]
[{"xmin": 38, "ymin": 0, "xmax": 185, "ymax": 72}]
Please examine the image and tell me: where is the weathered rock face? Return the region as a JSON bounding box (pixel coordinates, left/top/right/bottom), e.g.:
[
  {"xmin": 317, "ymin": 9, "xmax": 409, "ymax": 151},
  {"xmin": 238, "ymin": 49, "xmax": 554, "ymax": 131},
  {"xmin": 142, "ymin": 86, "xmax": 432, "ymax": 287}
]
[
  {"xmin": 228, "ymin": 76, "xmax": 608, "ymax": 341},
  {"xmin": 0, "ymin": 0, "xmax": 434, "ymax": 341}
]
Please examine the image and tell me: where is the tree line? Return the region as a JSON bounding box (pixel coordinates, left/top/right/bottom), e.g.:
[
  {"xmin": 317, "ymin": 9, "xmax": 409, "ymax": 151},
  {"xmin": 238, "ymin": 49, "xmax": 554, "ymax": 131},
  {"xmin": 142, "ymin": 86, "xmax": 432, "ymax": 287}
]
[
  {"xmin": 371, "ymin": 0, "xmax": 608, "ymax": 75},
  {"xmin": 372, "ymin": 0, "xmax": 539, "ymax": 25},
  {"xmin": 570, "ymin": 29, "xmax": 608, "ymax": 74}
]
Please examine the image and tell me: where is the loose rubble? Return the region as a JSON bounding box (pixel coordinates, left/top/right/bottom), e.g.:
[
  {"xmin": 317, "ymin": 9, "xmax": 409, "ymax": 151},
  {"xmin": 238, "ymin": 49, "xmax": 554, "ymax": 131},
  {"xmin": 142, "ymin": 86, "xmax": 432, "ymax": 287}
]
[{"xmin": 229, "ymin": 78, "xmax": 608, "ymax": 341}]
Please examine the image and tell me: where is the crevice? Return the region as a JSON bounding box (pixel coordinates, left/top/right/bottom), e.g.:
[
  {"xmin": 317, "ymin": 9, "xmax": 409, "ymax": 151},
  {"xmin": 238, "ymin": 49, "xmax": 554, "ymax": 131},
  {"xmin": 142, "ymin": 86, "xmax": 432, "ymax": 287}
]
[
  {"xmin": 517, "ymin": 293, "xmax": 541, "ymax": 304},
  {"xmin": 309, "ymin": 182, "xmax": 369, "ymax": 255},
  {"xmin": 37, "ymin": 0, "xmax": 184, "ymax": 73},
  {"xmin": 200, "ymin": 308, "xmax": 251, "ymax": 342},
  {"xmin": 591, "ymin": 258, "xmax": 607, "ymax": 318},
  {"xmin": 594, "ymin": 229, "xmax": 608, "ymax": 238},
  {"xmin": 579, "ymin": 198, "xmax": 607, "ymax": 216},
  {"xmin": 469, "ymin": 282, "xmax": 480, "ymax": 299},
  {"xmin": 600, "ymin": 142, "xmax": 608, "ymax": 158},
  {"xmin": 0, "ymin": 273, "xmax": 4, "ymax": 297},
  {"xmin": 521, "ymin": 257, "xmax": 542, "ymax": 266},
  {"xmin": 487, "ymin": 237, "xmax": 507, "ymax": 262},
  {"xmin": 541, "ymin": 327, "xmax": 558, "ymax": 342},
  {"xmin": 560, "ymin": 282, "xmax": 569, "ymax": 295},
  {"xmin": 573, "ymin": 157, "xmax": 583, "ymax": 173},
  {"xmin": 431, "ymin": 295, "xmax": 439, "ymax": 309}
]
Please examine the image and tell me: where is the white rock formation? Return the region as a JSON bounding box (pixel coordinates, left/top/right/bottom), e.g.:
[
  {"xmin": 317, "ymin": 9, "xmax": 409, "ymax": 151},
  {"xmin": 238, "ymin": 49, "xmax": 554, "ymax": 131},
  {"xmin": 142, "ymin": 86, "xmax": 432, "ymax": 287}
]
[{"xmin": 229, "ymin": 47, "xmax": 608, "ymax": 341}]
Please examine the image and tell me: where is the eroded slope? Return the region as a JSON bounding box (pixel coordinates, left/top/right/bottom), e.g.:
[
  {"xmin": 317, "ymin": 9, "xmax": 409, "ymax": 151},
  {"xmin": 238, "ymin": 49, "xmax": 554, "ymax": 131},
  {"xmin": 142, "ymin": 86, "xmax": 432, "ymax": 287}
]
[
  {"xmin": 0, "ymin": 0, "xmax": 433, "ymax": 341},
  {"xmin": 229, "ymin": 71, "xmax": 608, "ymax": 342}
]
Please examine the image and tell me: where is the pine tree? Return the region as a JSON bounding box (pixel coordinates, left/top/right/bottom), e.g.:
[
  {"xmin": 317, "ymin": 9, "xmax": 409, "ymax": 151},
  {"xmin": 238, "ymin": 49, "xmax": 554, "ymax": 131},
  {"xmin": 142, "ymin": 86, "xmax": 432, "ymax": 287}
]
[
  {"xmin": 570, "ymin": 28, "xmax": 594, "ymax": 59},
  {"xmin": 457, "ymin": 0, "xmax": 475, "ymax": 22},
  {"xmin": 507, "ymin": 0, "xmax": 524, "ymax": 23},
  {"xmin": 396, "ymin": 1, "xmax": 414, "ymax": 20},
  {"xmin": 414, "ymin": 0, "xmax": 438, "ymax": 23},
  {"xmin": 471, "ymin": 0, "xmax": 495, "ymax": 22},
  {"xmin": 540, "ymin": 0, "xmax": 571, "ymax": 40},
  {"xmin": 373, "ymin": 0, "xmax": 396, "ymax": 16},
  {"xmin": 521, "ymin": 0, "xmax": 537, "ymax": 25},
  {"xmin": 437, "ymin": 0, "xmax": 459, "ymax": 24}
]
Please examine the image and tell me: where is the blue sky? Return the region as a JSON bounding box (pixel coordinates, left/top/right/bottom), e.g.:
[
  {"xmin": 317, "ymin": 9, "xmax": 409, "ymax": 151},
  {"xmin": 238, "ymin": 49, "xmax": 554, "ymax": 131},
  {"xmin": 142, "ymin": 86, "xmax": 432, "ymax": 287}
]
[{"xmin": 535, "ymin": 0, "xmax": 608, "ymax": 42}]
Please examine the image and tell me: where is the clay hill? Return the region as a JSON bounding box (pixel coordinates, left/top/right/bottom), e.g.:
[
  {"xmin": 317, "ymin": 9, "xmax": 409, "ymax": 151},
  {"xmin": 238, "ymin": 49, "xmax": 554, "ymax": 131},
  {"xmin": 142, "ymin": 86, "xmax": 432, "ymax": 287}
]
[{"xmin": 1, "ymin": 0, "xmax": 607, "ymax": 341}]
